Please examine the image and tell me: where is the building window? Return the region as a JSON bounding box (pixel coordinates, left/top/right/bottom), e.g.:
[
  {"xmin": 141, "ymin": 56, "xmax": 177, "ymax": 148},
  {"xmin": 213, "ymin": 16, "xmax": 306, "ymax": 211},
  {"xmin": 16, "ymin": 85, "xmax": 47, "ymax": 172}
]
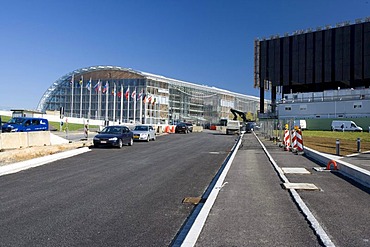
[
  {"xmin": 353, "ymin": 103, "xmax": 362, "ymax": 109},
  {"xmin": 300, "ymin": 105, "xmax": 307, "ymax": 111},
  {"xmin": 285, "ymin": 106, "xmax": 292, "ymax": 111}
]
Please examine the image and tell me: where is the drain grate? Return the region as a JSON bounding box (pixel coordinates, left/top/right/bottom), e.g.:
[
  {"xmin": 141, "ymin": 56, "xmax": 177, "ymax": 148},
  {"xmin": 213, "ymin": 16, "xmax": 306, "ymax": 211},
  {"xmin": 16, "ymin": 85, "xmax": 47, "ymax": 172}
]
[{"xmin": 182, "ymin": 197, "xmax": 204, "ymax": 205}]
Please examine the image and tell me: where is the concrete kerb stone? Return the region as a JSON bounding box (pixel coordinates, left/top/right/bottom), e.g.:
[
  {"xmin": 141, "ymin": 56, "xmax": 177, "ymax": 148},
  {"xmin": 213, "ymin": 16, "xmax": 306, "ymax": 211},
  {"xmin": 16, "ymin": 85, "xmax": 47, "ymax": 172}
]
[
  {"xmin": 0, "ymin": 147, "xmax": 91, "ymax": 177},
  {"xmin": 304, "ymin": 146, "xmax": 370, "ymax": 189}
]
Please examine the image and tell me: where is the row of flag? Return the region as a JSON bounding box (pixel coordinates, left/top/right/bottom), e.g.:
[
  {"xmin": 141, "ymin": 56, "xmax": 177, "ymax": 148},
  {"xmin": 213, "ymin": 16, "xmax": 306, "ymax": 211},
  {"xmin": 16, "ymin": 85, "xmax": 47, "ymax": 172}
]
[{"xmin": 71, "ymin": 76, "xmax": 158, "ymax": 104}]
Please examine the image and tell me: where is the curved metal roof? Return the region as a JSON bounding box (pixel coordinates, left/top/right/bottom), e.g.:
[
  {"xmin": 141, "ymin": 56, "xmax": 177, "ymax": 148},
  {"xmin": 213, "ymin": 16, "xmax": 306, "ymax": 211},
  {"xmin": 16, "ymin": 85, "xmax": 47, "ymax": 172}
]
[{"xmin": 37, "ymin": 65, "xmax": 262, "ymax": 112}]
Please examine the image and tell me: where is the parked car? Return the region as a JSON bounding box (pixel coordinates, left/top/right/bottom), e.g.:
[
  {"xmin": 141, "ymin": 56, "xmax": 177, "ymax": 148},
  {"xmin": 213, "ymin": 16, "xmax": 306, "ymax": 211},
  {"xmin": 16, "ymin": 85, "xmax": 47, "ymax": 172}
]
[
  {"xmin": 185, "ymin": 122, "xmax": 193, "ymax": 132},
  {"xmin": 93, "ymin": 125, "xmax": 133, "ymax": 148},
  {"xmin": 1, "ymin": 117, "xmax": 49, "ymax": 132},
  {"xmin": 175, "ymin": 122, "xmax": 190, "ymax": 134},
  {"xmin": 132, "ymin": 125, "xmax": 156, "ymax": 142}
]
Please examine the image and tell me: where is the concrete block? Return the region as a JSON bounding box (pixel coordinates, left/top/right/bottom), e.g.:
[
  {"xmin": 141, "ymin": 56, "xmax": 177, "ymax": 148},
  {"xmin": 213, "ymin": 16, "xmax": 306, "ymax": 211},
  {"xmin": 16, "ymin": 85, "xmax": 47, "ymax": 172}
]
[
  {"xmin": 28, "ymin": 131, "xmax": 51, "ymax": 147},
  {"xmin": 1, "ymin": 132, "xmax": 28, "ymax": 149},
  {"xmin": 192, "ymin": 126, "xmax": 203, "ymax": 132}
]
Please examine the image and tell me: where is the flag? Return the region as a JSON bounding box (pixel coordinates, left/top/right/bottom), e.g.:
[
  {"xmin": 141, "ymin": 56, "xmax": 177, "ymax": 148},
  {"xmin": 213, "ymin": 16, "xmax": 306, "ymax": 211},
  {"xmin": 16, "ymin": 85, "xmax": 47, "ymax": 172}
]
[
  {"xmin": 94, "ymin": 80, "xmax": 101, "ymax": 93},
  {"xmin": 152, "ymin": 97, "xmax": 156, "ymax": 105},
  {"xmin": 142, "ymin": 94, "xmax": 147, "ymax": 103},
  {"xmin": 138, "ymin": 89, "xmax": 143, "ymax": 100},
  {"xmin": 112, "ymin": 83, "xmax": 117, "ymax": 96},
  {"xmin": 79, "ymin": 78, "xmax": 83, "ymax": 86},
  {"xmin": 86, "ymin": 78, "xmax": 91, "ymax": 91},
  {"xmin": 117, "ymin": 91, "xmax": 122, "ymax": 98},
  {"xmin": 131, "ymin": 87, "xmax": 136, "ymax": 100},
  {"xmin": 125, "ymin": 86, "xmax": 130, "ymax": 99},
  {"xmin": 102, "ymin": 81, "xmax": 109, "ymax": 94},
  {"xmin": 70, "ymin": 74, "xmax": 74, "ymax": 85},
  {"xmin": 148, "ymin": 94, "xmax": 152, "ymax": 104}
]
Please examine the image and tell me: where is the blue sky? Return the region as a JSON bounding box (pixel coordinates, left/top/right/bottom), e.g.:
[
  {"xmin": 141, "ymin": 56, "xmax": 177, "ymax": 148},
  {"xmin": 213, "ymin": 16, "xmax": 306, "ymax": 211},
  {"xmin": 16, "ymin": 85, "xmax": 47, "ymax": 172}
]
[{"xmin": 0, "ymin": 0, "xmax": 369, "ymax": 109}]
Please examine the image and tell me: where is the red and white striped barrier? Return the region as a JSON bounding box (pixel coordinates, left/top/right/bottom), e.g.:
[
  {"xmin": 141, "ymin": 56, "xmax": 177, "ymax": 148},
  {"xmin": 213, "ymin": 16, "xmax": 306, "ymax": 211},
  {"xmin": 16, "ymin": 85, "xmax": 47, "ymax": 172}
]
[
  {"xmin": 291, "ymin": 130, "xmax": 297, "ymax": 149},
  {"xmin": 295, "ymin": 130, "xmax": 304, "ymax": 152},
  {"xmin": 284, "ymin": 130, "xmax": 290, "ymax": 151}
]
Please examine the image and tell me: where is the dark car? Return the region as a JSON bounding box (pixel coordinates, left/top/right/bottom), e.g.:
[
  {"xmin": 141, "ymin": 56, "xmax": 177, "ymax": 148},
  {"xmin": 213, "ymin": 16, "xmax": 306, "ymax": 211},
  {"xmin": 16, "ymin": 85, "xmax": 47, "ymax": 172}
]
[
  {"xmin": 175, "ymin": 122, "xmax": 189, "ymax": 134},
  {"xmin": 185, "ymin": 122, "xmax": 193, "ymax": 132},
  {"xmin": 93, "ymin": 125, "xmax": 133, "ymax": 148},
  {"xmin": 245, "ymin": 122, "xmax": 259, "ymax": 133}
]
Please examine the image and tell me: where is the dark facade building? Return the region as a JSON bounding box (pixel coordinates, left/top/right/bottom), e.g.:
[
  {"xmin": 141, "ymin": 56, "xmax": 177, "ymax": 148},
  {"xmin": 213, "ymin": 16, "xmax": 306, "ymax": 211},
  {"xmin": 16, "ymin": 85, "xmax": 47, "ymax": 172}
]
[{"xmin": 254, "ymin": 19, "xmax": 370, "ymax": 115}]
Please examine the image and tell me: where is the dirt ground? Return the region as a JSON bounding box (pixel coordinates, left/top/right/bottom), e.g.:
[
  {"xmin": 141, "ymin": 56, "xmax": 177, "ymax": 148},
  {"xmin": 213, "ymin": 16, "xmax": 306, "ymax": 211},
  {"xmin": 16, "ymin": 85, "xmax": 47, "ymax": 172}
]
[{"xmin": 303, "ymin": 136, "xmax": 370, "ymax": 156}]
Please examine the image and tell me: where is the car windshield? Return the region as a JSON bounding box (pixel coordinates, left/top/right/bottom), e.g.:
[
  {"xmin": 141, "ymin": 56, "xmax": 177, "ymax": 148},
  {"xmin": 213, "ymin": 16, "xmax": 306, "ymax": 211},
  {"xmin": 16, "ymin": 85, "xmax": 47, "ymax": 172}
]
[
  {"xmin": 8, "ymin": 118, "xmax": 25, "ymax": 124},
  {"xmin": 177, "ymin": 123, "xmax": 186, "ymax": 127},
  {"xmin": 134, "ymin": 126, "xmax": 149, "ymax": 131},
  {"xmin": 101, "ymin": 126, "xmax": 122, "ymax": 134}
]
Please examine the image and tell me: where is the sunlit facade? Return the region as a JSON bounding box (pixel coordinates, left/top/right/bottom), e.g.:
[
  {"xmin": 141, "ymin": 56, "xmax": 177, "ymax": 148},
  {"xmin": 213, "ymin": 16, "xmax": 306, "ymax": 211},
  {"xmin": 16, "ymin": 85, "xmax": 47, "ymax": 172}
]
[{"xmin": 37, "ymin": 66, "xmax": 263, "ymax": 125}]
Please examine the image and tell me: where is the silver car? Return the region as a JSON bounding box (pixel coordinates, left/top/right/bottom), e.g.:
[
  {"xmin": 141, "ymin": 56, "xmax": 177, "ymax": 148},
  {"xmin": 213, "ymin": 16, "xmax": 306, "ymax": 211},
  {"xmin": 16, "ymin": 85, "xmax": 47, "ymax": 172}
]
[{"xmin": 132, "ymin": 125, "xmax": 156, "ymax": 142}]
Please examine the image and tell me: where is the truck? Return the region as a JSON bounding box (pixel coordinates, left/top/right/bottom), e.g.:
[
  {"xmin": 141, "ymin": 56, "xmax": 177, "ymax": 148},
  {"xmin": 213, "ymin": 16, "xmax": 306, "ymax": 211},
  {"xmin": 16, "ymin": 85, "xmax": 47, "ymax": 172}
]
[
  {"xmin": 293, "ymin": 120, "xmax": 307, "ymax": 130},
  {"xmin": 331, "ymin": 120, "xmax": 362, "ymax": 132}
]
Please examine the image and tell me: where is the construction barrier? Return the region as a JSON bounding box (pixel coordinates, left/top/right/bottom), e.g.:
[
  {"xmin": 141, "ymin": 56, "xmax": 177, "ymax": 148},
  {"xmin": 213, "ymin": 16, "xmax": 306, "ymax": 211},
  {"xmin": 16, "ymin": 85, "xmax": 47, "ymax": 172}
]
[
  {"xmin": 295, "ymin": 130, "xmax": 304, "ymax": 152},
  {"xmin": 284, "ymin": 130, "xmax": 290, "ymax": 151},
  {"xmin": 326, "ymin": 160, "xmax": 338, "ymax": 170},
  {"xmin": 291, "ymin": 130, "xmax": 297, "ymax": 149},
  {"xmin": 171, "ymin": 125, "xmax": 176, "ymax": 133}
]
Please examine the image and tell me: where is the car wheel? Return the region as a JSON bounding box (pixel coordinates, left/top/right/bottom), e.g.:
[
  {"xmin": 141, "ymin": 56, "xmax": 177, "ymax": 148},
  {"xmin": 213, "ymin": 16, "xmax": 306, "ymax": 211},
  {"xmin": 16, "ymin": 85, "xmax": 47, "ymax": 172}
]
[
  {"xmin": 152, "ymin": 136, "xmax": 156, "ymax": 141},
  {"xmin": 118, "ymin": 139, "xmax": 123, "ymax": 149},
  {"xmin": 128, "ymin": 138, "xmax": 133, "ymax": 146},
  {"xmin": 94, "ymin": 144, "xmax": 99, "ymax": 148}
]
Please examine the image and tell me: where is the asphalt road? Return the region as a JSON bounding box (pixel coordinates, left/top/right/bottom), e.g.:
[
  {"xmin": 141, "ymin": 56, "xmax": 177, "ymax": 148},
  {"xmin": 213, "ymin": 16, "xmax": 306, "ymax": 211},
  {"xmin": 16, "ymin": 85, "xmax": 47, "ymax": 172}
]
[{"xmin": 0, "ymin": 131, "xmax": 235, "ymax": 247}]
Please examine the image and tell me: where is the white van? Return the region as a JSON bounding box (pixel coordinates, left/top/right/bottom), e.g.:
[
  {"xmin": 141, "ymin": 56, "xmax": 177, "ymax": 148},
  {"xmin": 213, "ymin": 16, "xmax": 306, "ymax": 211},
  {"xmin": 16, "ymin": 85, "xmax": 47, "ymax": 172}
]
[
  {"xmin": 293, "ymin": 120, "xmax": 307, "ymax": 130},
  {"xmin": 331, "ymin": 120, "xmax": 363, "ymax": 132},
  {"xmin": 226, "ymin": 120, "xmax": 240, "ymax": 135}
]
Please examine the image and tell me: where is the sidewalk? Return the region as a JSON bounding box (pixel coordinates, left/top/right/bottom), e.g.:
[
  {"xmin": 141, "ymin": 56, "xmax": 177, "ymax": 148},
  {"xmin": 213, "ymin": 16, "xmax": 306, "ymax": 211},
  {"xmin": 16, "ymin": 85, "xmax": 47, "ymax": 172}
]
[
  {"xmin": 195, "ymin": 133, "xmax": 320, "ymax": 246},
  {"xmin": 194, "ymin": 133, "xmax": 370, "ymax": 247}
]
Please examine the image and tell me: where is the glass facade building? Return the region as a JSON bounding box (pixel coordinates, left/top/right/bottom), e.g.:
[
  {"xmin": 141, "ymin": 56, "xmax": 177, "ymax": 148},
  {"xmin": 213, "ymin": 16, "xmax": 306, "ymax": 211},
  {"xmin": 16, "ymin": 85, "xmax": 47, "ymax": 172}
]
[{"xmin": 37, "ymin": 66, "xmax": 262, "ymax": 125}]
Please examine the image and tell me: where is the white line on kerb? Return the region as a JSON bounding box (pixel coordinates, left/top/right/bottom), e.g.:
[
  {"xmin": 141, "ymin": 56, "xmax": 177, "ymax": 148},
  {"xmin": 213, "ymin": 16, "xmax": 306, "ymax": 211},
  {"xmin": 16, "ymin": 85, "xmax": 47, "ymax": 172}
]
[
  {"xmin": 254, "ymin": 132, "xmax": 336, "ymax": 247},
  {"xmin": 0, "ymin": 147, "xmax": 91, "ymax": 177},
  {"xmin": 180, "ymin": 134, "xmax": 243, "ymax": 247}
]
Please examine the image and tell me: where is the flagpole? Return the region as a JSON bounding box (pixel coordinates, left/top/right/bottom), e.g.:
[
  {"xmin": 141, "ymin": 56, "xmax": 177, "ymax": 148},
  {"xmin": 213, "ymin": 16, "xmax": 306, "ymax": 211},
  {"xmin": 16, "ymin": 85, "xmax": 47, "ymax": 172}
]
[
  {"xmin": 132, "ymin": 87, "xmax": 136, "ymax": 123},
  {"xmin": 70, "ymin": 74, "xmax": 74, "ymax": 117},
  {"xmin": 113, "ymin": 83, "xmax": 116, "ymax": 123},
  {"xmin": 98, "ymin": 80, "xmax": 102, "ymax": 120},
  {"xmin": 120, "ymin": 84, "xmax": 123, "ymax": 124},
  {"xmin": 79, "ymin": 76, "xmax": 83, "ymax": 118},
  {"xmin": 105, "ymin": 81, "xmax": 109, "ymax": 121},
  {"xmin": 139, "ymin": 90, "xmax": 143, "ymax": 124},
  {"xmin": 88, "ymin": 78, "xmax": 92, "ymax": 120},
  {"xmin": 144, "ymin": 94, "xmax": 148, "ymax": 124},
  {"xmin": 126, "ymin": 86, "xmax": 130, "ymax": 123}
]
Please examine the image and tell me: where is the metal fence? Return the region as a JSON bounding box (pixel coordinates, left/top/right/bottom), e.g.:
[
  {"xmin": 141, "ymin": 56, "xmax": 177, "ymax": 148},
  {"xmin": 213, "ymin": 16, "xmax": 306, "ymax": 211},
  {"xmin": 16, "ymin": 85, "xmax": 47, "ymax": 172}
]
[{"xmin": 257, "ymin": 118, "xmax": 298, "ymax": 144}]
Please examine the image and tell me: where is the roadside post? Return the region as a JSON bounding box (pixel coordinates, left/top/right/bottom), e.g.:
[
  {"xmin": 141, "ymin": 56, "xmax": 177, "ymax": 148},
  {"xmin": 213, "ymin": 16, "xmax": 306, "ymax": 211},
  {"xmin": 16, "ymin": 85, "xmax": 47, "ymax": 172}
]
[
  {"xmin": 336, "ymin": 139, "xmax": 340, "ymax": 156},
  {"xmin": 65, "ymin": 118, "xmax": 69, "ymax": 140},
  {"xmin": 84, "ymin": 121, "xmax": 89, "ymax": 139},
  {"xmin": 357, "ymin": 138, "xmax": 361, "ymax": 153}
]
